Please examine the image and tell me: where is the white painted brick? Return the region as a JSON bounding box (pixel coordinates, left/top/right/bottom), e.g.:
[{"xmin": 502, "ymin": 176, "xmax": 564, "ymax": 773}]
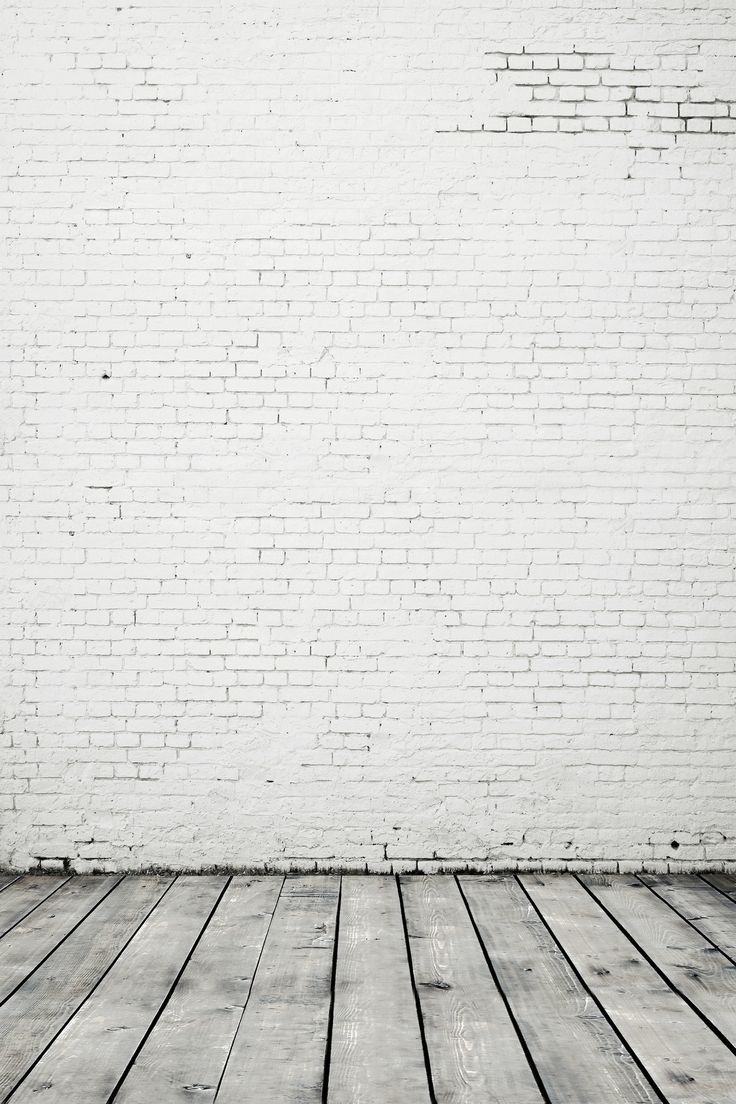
[{"xmin": 1, "ymin": 0, "xmax": 735, "ymax": 875}]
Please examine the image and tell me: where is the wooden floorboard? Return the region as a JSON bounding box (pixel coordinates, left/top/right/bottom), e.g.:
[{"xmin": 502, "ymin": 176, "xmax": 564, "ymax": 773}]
[
  {"xmin": 0, "ymin": 875, "xmax": 120, "ymax": 1004},
  {"xmin": 0, "ymin": 876, "xmax": 172, "ymax": 1103},
  {"xmin": 2, "ymin": 872, "xmax": 736, "ymax": 1102},
  {"xmin": 328, "ymin": 876, "xmax": 431, "ymax": 1104},
  {"xmin": 401, "ymin": 875, "xmax": 544, "ymax": 1104},
  {"xmin": 582, "ymin": 874, "xmax": 736, "ymax": 1046},
  {"xmin": 640, "ymin": 873, "xmax": 736, "ymax": 959},
  {"xmin": 522, "ymin": 873, "xmax": 736, "ymax": 1104},
  {"xmin": 115, "ymin": 876, "xmax": 282, "ymax": 1104},
  {"xmin": 702, "ymin": 873, "xmax": 736, "ymax": 901},
  {"xmin": 460, "ymin": 875, "xmax": 661, "ymax": 1104},
  {"xmin": 10, "ymin": 877, "xmax": 224, "ymax": 1104},
  {"xmin": 215, "ymin": 875, "xmax": 339, "ymax": 1104},
  {"xmin": 0, "ymin": 876, "xmax": 69, "ymax": 938}
]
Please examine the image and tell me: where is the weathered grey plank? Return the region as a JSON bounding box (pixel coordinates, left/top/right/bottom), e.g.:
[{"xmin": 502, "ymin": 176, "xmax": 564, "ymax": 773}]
[
  {"xmin": 401, "ymin": 875, "xmax": 543, "ymax": 1104},
  {"xmin": 0, "ymin": 875, "xmax": 120, "ymax": 1004},
  {"xmin": 10, "ymin": 876, "xmax": 225, "ymax": 1104},
  {"xmin": 460, "ymin": 876, "xmax": 660, "ymax": 1104},
  {"xmin": 328, "ymin": 876, "xmax": 431, "ymax": 1104},
  {"xmin": 216, "ymin": 876, "xmax": 339, "ymax": 1104},
  {"xmin": 640, "ymin": 873, "xmax": 736, "ymax": 959},
  {"xmin": 522, "ymin": 873, "xmax": 736, "ymax": 1104},
  {"xmin": 0, "ymin": 876, "xmax": 68, "ymax": 938},
  {"xmin": 0, "ymin": 877, "xmax": 19, "ymax": 893},
  {"xmin": 582, "ymin": 874, "xmax": 736, "ymax": 1045},
  {"xmin": 0, "ymin": 876, "xmax": 171, "ymax": 1103},
  {"xmin": 702, "ymin": 873, "xmax": 736, "ymax": 901},
  {"xmin": 115, "ymin": 876, "xmax": 282, "ymax": 1104}
]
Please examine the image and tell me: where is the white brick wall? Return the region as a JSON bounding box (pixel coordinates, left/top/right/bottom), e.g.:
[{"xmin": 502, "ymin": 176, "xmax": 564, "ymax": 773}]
[{"xmin": 2, "ymin": 0, "xmax": 735, "ymax": 873}]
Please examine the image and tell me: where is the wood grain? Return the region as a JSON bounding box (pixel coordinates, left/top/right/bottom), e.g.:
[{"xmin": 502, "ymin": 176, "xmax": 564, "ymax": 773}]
[
  {"xmin": 10, "ymin": 876, "xmax": 224, "ymax": 1104},
  {"xmin": 327, "ymin": 876, "xmax": 432, "ymax": 1104},
  {"xmin": 0, "ymin": 877, "xmax": 68, "ymax": 938},
  {"xmin": 3, "ymin": 872, "xmax": 736, "ymax": 1103},
  {"xmin": 401, "ymin": 875, "xmax": 543, "ymax": 1104},
  {"xmin": 0, "ymin": 876, "xmax": 171, "ymax": 1103},
  {"xmin": 115, "ymin": 876, "xmax": 282, "ymax": 1104},
  {"xmin": 702, "ymin": 873, "xmax": 736, "ymax": 901},
  {"xmin": 522, "ymin": 873, "xmax": 736, "ymax": 1104},
  {"xmin": 216, "ymin": 876, "xmax": 339, "ymax": 1104},
  {"xmin": 0, "ymin": 875, "xmax": 120, "ymax": 1003},
  {"xmin": 582, "ymin": 874, "xmax": 736, "ymax": 1045},
  {"xmin": 460, "ymin": 875, "xmax": 660, "ymax": 1104},
  {"xmin": 640, "ymin": 873, "xmax": 736, "ymax": 959}
]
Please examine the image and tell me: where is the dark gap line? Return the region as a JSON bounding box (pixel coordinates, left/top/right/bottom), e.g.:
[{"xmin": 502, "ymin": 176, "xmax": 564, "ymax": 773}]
[
  {"xmin": 700, "ymin": 873, "xmax": 736, "ymax": 903},
  {"xmin": 3, "ymin": 875, "xmax": 179, "ymax": 1104},
  {"xmin": 0, "ymin": 877, "xmax": 73, "ymax": 943},
  {"xmin": 211, "ymin": 875, "xmax": 286, "ymax": 1104},
  {"xmin": 635, "ymin": 875, "xmax": 736, "ymax": 969},
  {"xmin": 396, "ymin": 874, "xmax": 438, "ymax": 1104},
  {"xmin": 0, "ymin": 879, "xmax": 21, "ymax": 895},
  {"xmin": 107, "ymin": 875, "xmax": 234, "ymax": 1103},
  {"xmin": 0, "ymin": 875, "xmax": 126, "ymax": 1010},
  {"xmin": 575, "ymin": 874, "xmax": 736, "ymax": 1059},
  {"xmin": 515, "ymin": 876, "xmax": 670, "ymax": 1104},
  {"xmin": 321, "ymin": 875, "xmax": 342, "ymax": 1104},
  {"xmin": 454, "ymin": 875, "xmax": 552, "ymax": 1104}
]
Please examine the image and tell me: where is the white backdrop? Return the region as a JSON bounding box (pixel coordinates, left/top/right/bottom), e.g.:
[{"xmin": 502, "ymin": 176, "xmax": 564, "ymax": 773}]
[{"xmin": 3, "ymin": 0, "xmax": 735, "ymax": 871}]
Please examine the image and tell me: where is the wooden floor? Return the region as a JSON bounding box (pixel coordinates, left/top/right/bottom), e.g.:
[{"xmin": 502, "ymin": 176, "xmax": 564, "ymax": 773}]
[{"xmin": 0, "ymin": 874, "xmax": 736, "ymax": 1103}]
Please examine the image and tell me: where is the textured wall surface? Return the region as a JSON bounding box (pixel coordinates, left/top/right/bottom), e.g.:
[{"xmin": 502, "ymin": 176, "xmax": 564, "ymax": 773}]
[{"xmin": 3, "ymin": 0, "xmax": 736, "ymax": 872}]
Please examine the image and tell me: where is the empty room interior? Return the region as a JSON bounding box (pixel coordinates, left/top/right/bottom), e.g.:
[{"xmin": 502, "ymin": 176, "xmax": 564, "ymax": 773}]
[{"xmin": 2, "ymin": 0, "xmax": 736, "ymax": 1101}]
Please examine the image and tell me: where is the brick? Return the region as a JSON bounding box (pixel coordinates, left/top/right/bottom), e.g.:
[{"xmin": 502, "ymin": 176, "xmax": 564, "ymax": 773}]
[
  {"xmin": 603, "ymin": 69, "xmax": 651, "ymax": 86},
  {"xmin": 531, "ymin": 53, "xmax": 559, "ymax": 69},
  {"xmin": 557, "ymin": 53, "xmax": 585, "ymax": 69},
  {"xmin": 2, "ymin": 0, "xmax": 735, "ymax": 877},
  {"xmin": 550, "ymin": 69, "xmax": 601, "ymax": 86},
  {"xmin": 516, "ymin": 71, "xmax": 550, "ymax": 85},
  {"xmin": 681, "ymin": 102, "xmax": 727, "ymax": 118}
]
